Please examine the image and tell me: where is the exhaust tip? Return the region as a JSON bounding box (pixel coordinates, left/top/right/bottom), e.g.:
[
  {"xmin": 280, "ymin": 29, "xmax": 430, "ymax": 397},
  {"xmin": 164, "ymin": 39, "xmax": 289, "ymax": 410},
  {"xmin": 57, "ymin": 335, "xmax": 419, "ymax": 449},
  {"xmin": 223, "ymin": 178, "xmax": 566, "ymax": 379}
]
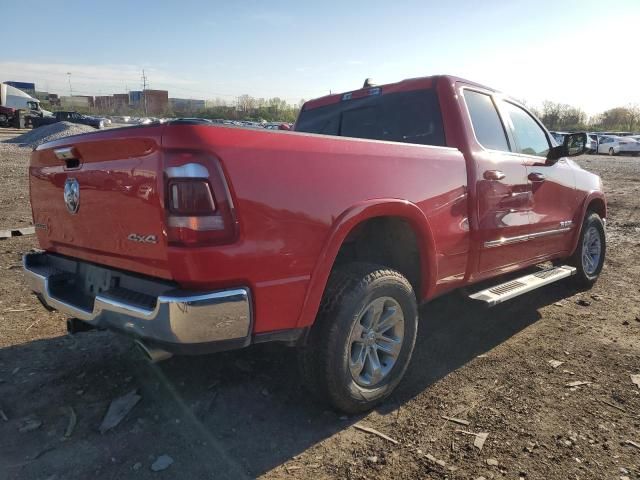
[{"xmin": 134, "ymin": 340, "xmax": 173, "ymax": 364}]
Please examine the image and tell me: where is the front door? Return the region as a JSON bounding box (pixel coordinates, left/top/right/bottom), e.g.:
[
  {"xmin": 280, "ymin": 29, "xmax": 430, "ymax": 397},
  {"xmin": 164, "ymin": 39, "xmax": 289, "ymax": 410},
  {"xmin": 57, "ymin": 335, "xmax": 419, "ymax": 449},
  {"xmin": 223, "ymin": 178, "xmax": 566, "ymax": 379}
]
[{"xmin": 498, "ymin": 100, "xmax": 576, "ymax": 257}]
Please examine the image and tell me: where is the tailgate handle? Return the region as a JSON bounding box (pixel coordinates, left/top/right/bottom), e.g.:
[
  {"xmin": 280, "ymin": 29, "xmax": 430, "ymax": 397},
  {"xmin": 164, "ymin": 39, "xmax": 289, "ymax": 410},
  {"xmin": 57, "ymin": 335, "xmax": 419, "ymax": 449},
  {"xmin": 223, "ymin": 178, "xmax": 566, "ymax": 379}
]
[{"xmin": 54, "ymin": 147, "xmax": 81, "ymax": 169}]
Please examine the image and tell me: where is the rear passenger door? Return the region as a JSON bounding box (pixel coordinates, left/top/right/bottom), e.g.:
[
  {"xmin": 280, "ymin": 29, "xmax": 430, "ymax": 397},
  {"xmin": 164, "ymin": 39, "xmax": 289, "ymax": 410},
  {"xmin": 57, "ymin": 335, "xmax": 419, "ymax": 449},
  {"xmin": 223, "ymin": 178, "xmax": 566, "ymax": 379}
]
[
  {"xmin": 498, "ymin": 100, "xmax": 577, "ymax": 257},
  {"xmin": 462, "ymin": 89, "xmax": 533, "ymax": 274}
]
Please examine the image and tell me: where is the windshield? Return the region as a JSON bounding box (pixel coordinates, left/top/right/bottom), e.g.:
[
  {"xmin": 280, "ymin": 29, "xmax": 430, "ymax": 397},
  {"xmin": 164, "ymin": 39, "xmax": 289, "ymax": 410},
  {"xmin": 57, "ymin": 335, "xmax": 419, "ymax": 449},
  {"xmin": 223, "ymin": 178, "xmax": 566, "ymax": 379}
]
[{"xmin": 295, "ymin": 89, "xmax": 446, "ymax": 147}]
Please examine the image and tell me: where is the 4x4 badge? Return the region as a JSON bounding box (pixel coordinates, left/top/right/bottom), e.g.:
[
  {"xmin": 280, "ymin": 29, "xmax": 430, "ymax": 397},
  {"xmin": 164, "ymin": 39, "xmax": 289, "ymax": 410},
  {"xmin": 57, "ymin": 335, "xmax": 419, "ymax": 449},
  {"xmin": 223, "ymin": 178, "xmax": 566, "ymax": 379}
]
[{"xmin": 127, "ymin": 233, "xmax": 158, "ymax": 244}]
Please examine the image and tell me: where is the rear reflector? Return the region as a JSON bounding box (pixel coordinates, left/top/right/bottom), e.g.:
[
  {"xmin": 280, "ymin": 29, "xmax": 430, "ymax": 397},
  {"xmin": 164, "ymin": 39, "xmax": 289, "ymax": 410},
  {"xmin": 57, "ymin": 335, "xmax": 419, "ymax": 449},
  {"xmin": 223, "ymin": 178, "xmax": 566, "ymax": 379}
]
[{"xmin": 167, "ymin": 215, "xmax": 224, "ymax": 230}]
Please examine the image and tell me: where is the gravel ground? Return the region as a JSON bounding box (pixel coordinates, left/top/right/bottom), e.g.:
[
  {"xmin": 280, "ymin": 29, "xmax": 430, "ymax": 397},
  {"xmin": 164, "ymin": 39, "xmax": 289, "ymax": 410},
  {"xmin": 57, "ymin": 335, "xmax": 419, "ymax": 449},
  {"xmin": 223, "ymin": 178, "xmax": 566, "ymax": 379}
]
[
  {"xmin": 0, "ymin": 147, "xmax": 638, "ymax": 480},
  {"xmin": 3, "ymin": 122, "xmax": 96, "ymax": 149},
  {"xmin": 0, "ymin": 123, "xmax": 97, "ymax": 229},
  {"xmin": 0, "ymin": 144, "xmax": 33, "ymax": 229}
]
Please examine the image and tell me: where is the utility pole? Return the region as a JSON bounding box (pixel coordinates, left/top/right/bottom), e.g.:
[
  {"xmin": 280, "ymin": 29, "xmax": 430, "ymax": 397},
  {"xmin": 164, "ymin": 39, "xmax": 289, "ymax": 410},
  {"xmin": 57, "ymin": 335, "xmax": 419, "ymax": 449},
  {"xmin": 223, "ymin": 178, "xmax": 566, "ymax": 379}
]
[
  {"xmin": 141, "ymin": 69, "xmax": 148, "ymax": 116},
  {"xmin": 67, "ymin": 72, "xmax": 73, "ymax": 98}
]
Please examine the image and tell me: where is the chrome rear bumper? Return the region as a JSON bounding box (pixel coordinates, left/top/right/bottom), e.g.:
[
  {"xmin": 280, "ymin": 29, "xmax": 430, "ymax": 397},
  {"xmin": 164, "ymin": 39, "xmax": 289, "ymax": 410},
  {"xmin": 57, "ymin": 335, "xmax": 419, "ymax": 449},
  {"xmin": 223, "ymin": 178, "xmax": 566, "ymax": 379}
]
[{"xmin": 23, "ymin": 252, "xmax": 252, "ymax": 353}]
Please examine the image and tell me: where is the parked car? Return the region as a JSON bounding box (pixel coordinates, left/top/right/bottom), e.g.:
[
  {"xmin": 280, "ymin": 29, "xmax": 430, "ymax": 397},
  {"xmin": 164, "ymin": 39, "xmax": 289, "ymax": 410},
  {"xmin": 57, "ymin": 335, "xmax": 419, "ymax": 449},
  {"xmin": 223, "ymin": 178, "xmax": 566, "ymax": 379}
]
[
  {"xmin": 550, "ymin": 130, "xmax": 568, "ymax": 144},
  {"xmin": 23, "ymin": 75, "xmax": 604, "ymax": 413},
  {"xmin": 32, "ymin": 111, "xmax": 107, "ymax": 129},
  {"xmin": 551, "ymin": 131, "xmax": 596, "ymax": 153},
  {"xmin": 597, "ymin": 136, "xmax": 640, "ymax": 156},
  {"xmin": 109, "ymin": 115, "xmax": 132, "ymax": 124},
  {"xmin": 170, "ymin": 118, "xmax": 212, "ymax": 125}
]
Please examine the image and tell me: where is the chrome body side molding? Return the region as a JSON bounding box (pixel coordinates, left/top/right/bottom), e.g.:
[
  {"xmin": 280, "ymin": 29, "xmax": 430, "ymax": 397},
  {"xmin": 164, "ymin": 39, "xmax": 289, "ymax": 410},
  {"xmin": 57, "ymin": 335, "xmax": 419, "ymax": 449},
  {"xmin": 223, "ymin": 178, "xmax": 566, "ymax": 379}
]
[{"xmin": 484, "ymin": 226, "xmax": 572, "ymax": 249}]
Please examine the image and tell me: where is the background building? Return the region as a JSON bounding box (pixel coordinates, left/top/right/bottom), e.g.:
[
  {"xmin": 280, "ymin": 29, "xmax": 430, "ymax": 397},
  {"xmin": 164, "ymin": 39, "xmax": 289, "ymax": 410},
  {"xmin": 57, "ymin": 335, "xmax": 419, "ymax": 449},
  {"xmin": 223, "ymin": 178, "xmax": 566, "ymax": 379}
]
[
  {"xmin": 129, "ymin": 90, "xmax": 168, "ymax": 115},
  {"xmin": 170, "ymin": 98, "xmax": 206, "ymax": 113},
  {"xmin": 112, "ymin": 94, "xmax": 129, "ymax": 109},
  {"xmin": 60, "ymin": 96, "xmax": 93, "ymax": 109},
  {"xmin": 94, "ymin": 94, "xmax": 131, "ymax": 113},
  {"xmin": 34, "ymin": 91, "xmax": 61, "ymax": 106},
  {"xmin": 129, "ymin": 90, "xmax": 143, "ymax": 107},
  {"xmin": 143, "ymin": 90, "xmax": 169, "ymax": 115},
  {"xmin": 94, "ymin": 95, "xmax": 114, "ymax": 110}
]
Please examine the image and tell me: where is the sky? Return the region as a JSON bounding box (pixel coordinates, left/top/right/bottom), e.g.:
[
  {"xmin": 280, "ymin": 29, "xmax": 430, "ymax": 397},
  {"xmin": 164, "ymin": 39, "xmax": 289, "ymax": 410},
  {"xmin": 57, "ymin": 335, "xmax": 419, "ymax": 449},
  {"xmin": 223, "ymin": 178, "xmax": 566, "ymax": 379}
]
[{"xmin": 1, "ymin": 0, "xmax": 639, "ymax": 114}]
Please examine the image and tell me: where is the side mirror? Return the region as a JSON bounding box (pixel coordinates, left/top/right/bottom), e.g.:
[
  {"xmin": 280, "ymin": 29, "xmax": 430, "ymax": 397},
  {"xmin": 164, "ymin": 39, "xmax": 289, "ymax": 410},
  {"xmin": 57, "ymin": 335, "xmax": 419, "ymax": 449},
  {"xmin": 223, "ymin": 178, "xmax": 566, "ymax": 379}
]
[
  {"xmin": 278, "ymin": 123, "xmax": 291, "ymax": 131},
  {"xmin": 546, "ymin": 132, "xmax": 588, "ymax": 164}
]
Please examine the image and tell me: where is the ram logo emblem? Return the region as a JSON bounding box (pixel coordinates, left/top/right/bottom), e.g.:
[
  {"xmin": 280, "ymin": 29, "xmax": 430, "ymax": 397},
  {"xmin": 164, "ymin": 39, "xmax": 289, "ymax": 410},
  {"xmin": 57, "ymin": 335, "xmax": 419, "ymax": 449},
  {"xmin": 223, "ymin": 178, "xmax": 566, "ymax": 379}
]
[{"xmin": 63, "ymin": 178, "xmax": 80, "ymax": 214}]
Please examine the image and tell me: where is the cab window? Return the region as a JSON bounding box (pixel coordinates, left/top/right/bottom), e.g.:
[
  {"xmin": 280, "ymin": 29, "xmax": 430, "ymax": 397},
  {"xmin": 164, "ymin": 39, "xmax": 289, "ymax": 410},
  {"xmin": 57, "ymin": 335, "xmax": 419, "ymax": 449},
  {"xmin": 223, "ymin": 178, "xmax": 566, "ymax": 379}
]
[
  {"xmin": 295, "ymin": 89, "xmax": 446, "ymax": 147},
  {"xmin": 463, "ymin": 90, "xmax": 510, "ymax": 152},
  {"xmin": 502, "ymin": 101, "xmax": 550, "ymax": 157}
]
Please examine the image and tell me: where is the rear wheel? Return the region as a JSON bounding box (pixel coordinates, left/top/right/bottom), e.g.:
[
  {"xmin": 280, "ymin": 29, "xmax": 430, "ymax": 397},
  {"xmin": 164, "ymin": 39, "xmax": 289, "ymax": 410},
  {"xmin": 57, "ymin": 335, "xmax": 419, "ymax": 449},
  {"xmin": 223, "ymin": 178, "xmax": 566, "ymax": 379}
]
[
  {"xmin": 569, "ymin": 211, "xmax": 606, "ymax": 288},
  {"xmin": 298, "ymin": 262, "xmax": 418, "ymax": 413}
]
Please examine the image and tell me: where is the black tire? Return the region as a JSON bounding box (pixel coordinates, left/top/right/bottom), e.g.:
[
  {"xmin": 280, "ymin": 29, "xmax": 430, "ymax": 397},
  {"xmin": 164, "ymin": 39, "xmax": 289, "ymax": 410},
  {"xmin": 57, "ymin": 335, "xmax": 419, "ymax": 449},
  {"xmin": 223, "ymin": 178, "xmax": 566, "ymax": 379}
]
[
  {"xmin": 298, "ymin": 262, "xmax": 418, "ymax": 413},
  {"xmin": 569, "ymin": 211, "xmax": 606, "ymax": 288}
]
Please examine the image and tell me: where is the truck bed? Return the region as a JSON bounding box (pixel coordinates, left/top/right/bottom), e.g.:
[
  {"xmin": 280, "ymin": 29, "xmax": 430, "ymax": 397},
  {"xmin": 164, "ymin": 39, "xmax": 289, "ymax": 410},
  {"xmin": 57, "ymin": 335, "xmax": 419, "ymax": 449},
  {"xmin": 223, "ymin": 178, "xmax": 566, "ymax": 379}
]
[{"xmin": 31, "ymin": 123, "xmax": 469, "ymax": 332}]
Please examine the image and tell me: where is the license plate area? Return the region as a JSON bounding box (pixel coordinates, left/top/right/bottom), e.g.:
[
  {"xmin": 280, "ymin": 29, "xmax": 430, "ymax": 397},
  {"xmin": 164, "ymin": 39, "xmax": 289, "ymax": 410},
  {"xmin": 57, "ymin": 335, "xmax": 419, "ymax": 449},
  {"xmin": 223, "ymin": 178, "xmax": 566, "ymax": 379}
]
[
  {"xmin": 77, "ymin": 263, "xmax": 119, "ymax": 297},
  {"xmin": 26, "ymin": 252, "xmax": 176, "ymax": 314}
]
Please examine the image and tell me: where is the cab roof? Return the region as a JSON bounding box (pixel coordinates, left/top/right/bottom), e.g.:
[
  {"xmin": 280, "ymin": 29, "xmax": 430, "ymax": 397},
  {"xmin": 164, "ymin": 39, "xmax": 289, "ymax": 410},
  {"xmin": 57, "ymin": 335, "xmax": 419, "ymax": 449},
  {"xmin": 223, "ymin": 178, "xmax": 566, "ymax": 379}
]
[{"xmin": 302, "ymin": 75, "xmax": 498, "ymax": 111}]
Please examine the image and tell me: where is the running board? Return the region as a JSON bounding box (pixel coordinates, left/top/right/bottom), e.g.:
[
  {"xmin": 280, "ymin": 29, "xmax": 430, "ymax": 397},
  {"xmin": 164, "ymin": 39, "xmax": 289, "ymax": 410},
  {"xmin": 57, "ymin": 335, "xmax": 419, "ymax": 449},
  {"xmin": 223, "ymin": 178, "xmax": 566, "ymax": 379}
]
[{"xmin": 469, "ymin": 265, "xmax": 576, "ymax": 306}]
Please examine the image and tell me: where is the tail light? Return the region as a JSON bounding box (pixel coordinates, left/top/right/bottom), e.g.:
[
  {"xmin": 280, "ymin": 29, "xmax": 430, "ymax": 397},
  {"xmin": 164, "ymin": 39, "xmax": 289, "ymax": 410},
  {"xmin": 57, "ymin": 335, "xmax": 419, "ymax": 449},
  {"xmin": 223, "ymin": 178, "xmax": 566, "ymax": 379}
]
[{"xmin": 164, "ymin": 151, "xmax": 237, "ymax": 246}]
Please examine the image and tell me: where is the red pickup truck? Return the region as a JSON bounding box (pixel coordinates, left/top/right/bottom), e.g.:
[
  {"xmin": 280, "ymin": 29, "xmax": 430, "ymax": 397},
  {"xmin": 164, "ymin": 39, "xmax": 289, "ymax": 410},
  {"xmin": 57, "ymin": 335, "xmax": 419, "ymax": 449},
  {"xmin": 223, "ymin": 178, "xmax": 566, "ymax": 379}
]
[{"xmin": 24, "ymin": 75, "xmax": 606, "ymax": 412}]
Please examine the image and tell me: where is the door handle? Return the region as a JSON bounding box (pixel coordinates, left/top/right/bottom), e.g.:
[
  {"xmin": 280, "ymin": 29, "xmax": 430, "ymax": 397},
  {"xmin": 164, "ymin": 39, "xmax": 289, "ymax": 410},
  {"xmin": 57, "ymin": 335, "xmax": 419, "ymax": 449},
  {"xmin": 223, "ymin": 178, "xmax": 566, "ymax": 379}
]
[
  {"xmin": 483, "ymin": 170, "xmax": 505, "ymax": 181},
  {"xmin": 528, "ymin": 172, "xmax": 546, "ymax": 182}
]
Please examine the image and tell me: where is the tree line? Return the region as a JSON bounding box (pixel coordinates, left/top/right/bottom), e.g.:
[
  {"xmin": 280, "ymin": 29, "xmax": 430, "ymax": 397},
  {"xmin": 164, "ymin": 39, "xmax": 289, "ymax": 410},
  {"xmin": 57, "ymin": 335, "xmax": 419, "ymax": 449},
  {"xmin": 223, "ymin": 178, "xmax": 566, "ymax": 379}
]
[
  {"xmin": 196, "ymin": 95, "xmax": 304, "ymax": 123},
  {"xmin": 531, "ymin": 101, "xmax": 640, "ymax": 132}
]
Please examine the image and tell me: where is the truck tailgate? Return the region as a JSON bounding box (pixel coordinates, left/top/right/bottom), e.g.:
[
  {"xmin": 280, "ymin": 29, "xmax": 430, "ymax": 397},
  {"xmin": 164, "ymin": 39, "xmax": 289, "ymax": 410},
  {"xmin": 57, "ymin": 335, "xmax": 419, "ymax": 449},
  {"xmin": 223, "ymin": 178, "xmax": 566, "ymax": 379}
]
[{"xmin": 29, "ymin": 125, "xmax": 171, "ymax": 279}]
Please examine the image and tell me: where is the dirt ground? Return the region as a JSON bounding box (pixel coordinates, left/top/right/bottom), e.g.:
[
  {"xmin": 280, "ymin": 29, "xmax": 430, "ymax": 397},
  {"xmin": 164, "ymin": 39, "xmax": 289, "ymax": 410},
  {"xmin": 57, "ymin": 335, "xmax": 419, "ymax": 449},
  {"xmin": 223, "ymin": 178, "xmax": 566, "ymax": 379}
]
[{"xmin": 0, "ymin": 140, "xmax": 638, "ymax": 480}]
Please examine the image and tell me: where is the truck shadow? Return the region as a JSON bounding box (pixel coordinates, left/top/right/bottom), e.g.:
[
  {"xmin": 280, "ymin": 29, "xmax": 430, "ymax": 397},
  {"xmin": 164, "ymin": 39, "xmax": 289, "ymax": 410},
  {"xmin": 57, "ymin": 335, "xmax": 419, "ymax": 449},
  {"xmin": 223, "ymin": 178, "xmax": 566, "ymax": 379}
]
[{"xmin": 0, "ymin": 280, "xmax": 581, "ymax": 479}]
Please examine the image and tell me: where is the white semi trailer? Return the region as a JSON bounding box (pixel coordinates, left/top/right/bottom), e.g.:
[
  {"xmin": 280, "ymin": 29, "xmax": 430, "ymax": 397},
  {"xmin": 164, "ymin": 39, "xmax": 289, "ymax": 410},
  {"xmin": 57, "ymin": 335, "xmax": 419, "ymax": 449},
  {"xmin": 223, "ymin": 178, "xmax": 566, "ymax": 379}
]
[{"xmin": 0, "ymin": 83, "xmax": 49, "ymax": 127}]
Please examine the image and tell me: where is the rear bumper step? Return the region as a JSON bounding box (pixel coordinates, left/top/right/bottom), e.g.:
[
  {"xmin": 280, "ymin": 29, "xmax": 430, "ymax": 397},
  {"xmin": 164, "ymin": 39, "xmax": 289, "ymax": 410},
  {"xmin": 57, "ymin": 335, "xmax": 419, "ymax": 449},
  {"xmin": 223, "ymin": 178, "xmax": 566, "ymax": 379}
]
[
  {"xmin": 469, "ymin": 265, "xmax": 576, "ymax": 306},
  {"xmin": 23, "ymin": 252, "xmax": 252, "ymax": 353}
]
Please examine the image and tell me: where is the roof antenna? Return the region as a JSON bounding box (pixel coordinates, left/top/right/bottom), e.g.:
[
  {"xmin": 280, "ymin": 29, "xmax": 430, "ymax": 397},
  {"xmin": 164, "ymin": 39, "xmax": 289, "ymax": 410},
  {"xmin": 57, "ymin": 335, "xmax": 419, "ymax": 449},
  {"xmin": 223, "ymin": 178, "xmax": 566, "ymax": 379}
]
[{"xmin": 363, "ymin": 78, "xmax": 376, "ymax": 88}]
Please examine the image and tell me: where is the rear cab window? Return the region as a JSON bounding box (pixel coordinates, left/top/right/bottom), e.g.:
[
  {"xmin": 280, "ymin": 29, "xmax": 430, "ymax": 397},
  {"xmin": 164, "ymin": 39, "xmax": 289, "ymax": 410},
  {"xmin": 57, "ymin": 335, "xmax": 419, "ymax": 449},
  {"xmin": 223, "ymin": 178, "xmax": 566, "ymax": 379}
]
[
  {"xmin": 463, "ymin": 90, "xmax": 510, "ymax": 152},
  {"xmin": 295, "ymin": 89, "xmax": 446, "ymax": 147}
]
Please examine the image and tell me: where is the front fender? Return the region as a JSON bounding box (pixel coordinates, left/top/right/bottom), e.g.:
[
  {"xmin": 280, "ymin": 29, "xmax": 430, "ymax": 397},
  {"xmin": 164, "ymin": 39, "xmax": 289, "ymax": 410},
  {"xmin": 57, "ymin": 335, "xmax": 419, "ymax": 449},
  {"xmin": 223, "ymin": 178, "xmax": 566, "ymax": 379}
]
[
  {"xmin": 569, "ymin": 190, "xmax": 606, "ymax": 255},
  {"xmin": 295, "ymin": 199, "xmax": 437, "ymax": 328}
]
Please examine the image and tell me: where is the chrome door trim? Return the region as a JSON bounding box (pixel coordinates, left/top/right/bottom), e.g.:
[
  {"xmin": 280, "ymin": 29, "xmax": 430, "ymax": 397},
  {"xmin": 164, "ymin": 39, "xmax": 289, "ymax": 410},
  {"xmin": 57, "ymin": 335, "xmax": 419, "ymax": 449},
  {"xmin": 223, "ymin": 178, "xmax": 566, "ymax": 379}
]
[{"xmin": 484, "ymin": 226, "xmax": 572, "ymax": 249}]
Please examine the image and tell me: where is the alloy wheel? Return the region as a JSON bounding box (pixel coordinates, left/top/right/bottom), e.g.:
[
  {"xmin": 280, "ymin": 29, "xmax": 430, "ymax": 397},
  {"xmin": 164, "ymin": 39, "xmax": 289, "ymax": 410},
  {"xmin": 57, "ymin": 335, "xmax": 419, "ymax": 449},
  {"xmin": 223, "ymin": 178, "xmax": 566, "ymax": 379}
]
[
  {"xmin": 581, "ymin": 225, "xmax": 602, "ymax": 276},
  {"xmin": 348, "ymin": 296, "xmax": 405, "ymax": 387}
]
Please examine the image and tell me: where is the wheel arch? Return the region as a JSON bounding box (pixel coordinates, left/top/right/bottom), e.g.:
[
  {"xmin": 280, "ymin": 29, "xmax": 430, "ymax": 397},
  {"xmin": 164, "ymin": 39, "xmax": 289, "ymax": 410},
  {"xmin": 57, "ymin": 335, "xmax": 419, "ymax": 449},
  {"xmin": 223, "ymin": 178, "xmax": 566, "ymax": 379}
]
[
  {"xmin": 570, "ymin": 191, "xmax": 607, "ymax": 255},
  {"xmin": 296, "ymin": 199, "xmax": 437, "ymax": 329}
]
